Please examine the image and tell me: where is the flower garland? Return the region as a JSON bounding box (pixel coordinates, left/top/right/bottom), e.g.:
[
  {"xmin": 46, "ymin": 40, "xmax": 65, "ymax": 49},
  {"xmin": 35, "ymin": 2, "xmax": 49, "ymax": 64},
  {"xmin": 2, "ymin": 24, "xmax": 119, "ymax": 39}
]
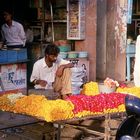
[
  {"xmin": 66, "ymin": 93, "xmax": 126, "ymax": 118},
  {"xmin": 0, "ymin": 92, "xmax": 126, "ymax": 122},
  {"xmin": 116, "ymin": 87, "xmax": 140, "ymax": 98},
  {"xmin": 14, "ymin": 94, "xmax": 74, "ymax": 122},
  {"xmin": 81, "ymin": 81, "xmax": 99, "ymax": 96}
]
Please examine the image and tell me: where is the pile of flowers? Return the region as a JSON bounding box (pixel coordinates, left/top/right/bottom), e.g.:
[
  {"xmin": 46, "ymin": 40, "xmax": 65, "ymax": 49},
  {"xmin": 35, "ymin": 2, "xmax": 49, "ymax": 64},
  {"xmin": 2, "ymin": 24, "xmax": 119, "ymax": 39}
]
[
  {"xmin": 80, "ymin": 81, "xmax": 99, "ymax": 96},
  {"xmin": 0, "ymin": 93, "xmax": 24, "ymax": 112},
  {"xmin": 14, "ymin": 94, "xmax": 74, "ymax": 122},
  {"xmin": 1, "ymin": 79, "xmax": 140, "ymax": 122},
  {"xmin": 104, "ymin": 77, "xmax": 119, "ymax": 88},
  {"xmin": 0, "ymin": 92, "xmax": 126, "ymax": 122},
  {"xmin": 66, "ymin": 93, "xmax": 126, "ymax": 118},
  {"xmin": 116, "ymin": 87, "xmax": 140, "ymax": 98}
]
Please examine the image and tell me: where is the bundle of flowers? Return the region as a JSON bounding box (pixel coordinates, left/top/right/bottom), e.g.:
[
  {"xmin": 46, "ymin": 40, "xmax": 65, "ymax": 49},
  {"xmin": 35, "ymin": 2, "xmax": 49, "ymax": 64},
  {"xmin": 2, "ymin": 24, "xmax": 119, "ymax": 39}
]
[
  {"xmin": 104, "ymin": 77, "xmax": 119, "ymax": 88},
  {"xmin": 14, "ymin": 94, "xmax": 48, "ymax": 116},
  {"xmin": 116, "ymin": 87, "xmax": 140, "ymax": 98},
  {"xmin": 66, "ymin": 93, "xmax": 126, "ymax": 118},
  {"xmin": 0, "ymin": 92, "xmax": 126, "ymax": 122},
  {"xmin": 0, "ymin": 93, "xmax": 24, "ymax": 112},
  {"xmin": 39, "ymin": 100, "xmax": 74, "ymax": 121},
  {"xmin": 14, "ymin": 94, "xmax": 74, "ymax": 122},
  {"xmin": 81, "ymin": 81, "xmax": 99, "ymax": 96}
]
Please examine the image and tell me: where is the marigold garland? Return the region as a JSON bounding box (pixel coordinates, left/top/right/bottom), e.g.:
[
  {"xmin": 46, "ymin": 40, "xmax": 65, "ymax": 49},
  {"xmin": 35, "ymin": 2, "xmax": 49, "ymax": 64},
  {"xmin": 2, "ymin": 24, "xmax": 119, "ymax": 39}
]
[
  {"xmin": 14, "ymin": 95, "xmax": 74, "ymax": 122},
  {"xmin": 81, "ymin": 81, "xmax": 99, "ymax": 96},
  {"xmin": 116, "ymin": 87, "xmax": 140, "ymax": 98}
]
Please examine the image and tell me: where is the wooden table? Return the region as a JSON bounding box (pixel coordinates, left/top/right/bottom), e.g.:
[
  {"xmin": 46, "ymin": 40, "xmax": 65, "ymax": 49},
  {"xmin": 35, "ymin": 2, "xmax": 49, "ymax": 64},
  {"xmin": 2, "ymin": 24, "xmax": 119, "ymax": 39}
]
[
  {"xmin": 0, "ymin": 110, "xmax": 126, "ymax": 140},
  {"xmin": 0, "ymin": 111, "xmax": 43, "ymax": 129},
  {"xmin": 55, "ymin": 112, "xmax": 126, "ymax": 140}
]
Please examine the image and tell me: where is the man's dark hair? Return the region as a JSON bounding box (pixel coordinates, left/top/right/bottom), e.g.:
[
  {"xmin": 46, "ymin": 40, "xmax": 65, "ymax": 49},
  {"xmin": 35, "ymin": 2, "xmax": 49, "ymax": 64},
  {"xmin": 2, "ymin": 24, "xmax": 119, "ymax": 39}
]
[
  {"xmin": 45, "ymin": 44, "xmax": 60, "ymax": 55},
  {"xmin": 3, "ymin": 9, "xmax": 13, "ymax": 19}
]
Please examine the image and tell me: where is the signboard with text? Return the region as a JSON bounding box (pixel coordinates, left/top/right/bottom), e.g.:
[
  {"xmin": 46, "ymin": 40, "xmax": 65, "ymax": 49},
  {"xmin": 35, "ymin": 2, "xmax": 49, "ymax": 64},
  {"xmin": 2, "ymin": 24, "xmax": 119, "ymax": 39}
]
[{"xmin": 0, "ymin": 64, "xmax": 27, "ymax": 94}]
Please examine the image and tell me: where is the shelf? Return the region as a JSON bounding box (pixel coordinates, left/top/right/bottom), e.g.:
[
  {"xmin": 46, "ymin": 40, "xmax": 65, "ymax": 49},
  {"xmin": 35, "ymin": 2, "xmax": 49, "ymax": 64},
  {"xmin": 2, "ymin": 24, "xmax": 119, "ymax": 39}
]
[
  {"xmin": 32, "ymin": 20, "xmax": 67, "ymax": 23},
  {"xmin": 133, "ymin": 14, "xmax": 140, "ymax": 15},
  {"xmin": 53, "ymin": 6, "xmax": 66, "ymax": 9},
  {"xmin": 0, "ymin": 59, "xmax": 29, "ymax": 65},
  {"xmin": 45, "ymin": 20, "xmax": 67, "ymax": 23}
]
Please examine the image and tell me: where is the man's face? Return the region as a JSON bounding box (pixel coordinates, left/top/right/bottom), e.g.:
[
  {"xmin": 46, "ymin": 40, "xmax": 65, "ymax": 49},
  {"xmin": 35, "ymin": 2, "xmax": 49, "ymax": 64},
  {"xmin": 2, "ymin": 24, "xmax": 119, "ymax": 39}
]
[
  {"xmin": 3, "ymin": 12, "xmax": 12, "ymax": 22},
  {"xmin": 46, "ymin": 54, "xmax": 58, "ymax": 63}
]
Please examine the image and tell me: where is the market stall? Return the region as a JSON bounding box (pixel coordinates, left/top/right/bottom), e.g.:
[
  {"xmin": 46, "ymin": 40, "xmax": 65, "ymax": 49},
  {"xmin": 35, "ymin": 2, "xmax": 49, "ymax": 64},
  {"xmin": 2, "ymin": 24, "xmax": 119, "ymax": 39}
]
[
  {"xmin": 0, "ymin": 79, "xmax": 130, "ymax": 140},
  {"xmin": 0, "ymin": 77, "xmax": 140, "ymax": 139}
]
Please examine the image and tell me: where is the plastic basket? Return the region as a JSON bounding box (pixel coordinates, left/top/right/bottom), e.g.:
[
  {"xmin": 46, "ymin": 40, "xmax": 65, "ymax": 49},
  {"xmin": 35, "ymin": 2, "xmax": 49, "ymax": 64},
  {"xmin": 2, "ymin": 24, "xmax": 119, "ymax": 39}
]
[{"xmin": 98, "ymin": 83, "xmax": 116, "ymax": 93}]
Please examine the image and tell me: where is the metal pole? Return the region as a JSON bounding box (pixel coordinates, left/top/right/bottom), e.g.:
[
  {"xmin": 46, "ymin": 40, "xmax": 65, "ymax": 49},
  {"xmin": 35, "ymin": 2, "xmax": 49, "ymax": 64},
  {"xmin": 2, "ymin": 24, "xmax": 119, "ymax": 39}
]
[
  {"xmin": 56, "ymin": 124, "xmax": 61, "ymax": 140},
  {"xmin": 0, "ymin": 78, "xmax": 5, "ymax": 91},
  {"xmin": 42, "ymin": 0, "xmax": 45, "ymax": 42},
  {"xmin": 49, "ymin": 1, "xmax": 55, "ymax": 42}
]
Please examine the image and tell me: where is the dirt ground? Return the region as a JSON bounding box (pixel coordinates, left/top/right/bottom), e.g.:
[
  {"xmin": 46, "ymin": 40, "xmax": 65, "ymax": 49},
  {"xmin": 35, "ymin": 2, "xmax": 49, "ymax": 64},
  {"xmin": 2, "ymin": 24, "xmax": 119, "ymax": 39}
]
[{"xmin": 0, "ymin": 114, "xmax": 124, "ymax": 140}]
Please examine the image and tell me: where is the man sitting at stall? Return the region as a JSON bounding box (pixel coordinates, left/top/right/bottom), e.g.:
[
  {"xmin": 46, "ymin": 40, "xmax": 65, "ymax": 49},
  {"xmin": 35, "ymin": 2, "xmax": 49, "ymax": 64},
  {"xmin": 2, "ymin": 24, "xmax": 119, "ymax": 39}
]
[{"xmin": 30, "ymin": 44, "xmax": 74, "ymax": 99}]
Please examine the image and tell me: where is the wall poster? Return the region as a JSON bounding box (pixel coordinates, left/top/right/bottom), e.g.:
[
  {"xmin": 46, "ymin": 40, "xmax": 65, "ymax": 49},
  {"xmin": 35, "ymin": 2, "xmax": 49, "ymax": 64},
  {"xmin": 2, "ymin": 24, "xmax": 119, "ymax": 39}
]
[{"xmin": 67, "ymin": 0, "xmax": 85, "ymax": 40}]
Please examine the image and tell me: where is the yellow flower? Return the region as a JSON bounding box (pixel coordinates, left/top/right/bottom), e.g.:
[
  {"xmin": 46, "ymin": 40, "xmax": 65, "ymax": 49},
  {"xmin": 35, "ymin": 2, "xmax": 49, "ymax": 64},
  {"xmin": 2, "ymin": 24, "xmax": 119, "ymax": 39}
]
[
  {"xmin": 116, "ymin": 87, "xmax": 140, "ymax": 98},
  {"xmin": 81, "ymin": 81, "xmax": 99, "ymax": 96},
  {"xmin": 13, "ymin": 95, "xmax": 75, "ymax": 122}
]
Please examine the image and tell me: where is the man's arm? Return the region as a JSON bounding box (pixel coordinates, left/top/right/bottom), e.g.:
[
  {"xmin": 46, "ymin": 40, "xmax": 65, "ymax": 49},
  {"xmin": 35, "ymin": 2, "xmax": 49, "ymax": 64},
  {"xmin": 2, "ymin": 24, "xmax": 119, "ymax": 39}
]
[
  {"xmin": 56, "ymin": 63, "xmax": 74, "ymax": 77},
  {"xmin": 33, "ymin": 79, "xmax": 47, "ymax": 87},
  {"xmin": 19, "ymin": 23, "xmax": 26, "ymax": 46},
  {"xmin": 1, "ymin": 27, "xmax": 6, "ymax": 45},
  {"xmin": 30, "ymin": 61, "xmax": 48, "ymax": 88}
]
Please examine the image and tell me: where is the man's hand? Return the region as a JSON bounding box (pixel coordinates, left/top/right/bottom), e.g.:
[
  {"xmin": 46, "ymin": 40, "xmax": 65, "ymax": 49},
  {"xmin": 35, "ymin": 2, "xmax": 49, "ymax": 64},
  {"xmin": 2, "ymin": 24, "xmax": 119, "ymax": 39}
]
[
  {"xmin": 36, "ymin": 80, "xmax": 47, "ymax": 87},
  {"xmin": 56, "ymin": 65, "xmax": 65, "ymax": 77}
]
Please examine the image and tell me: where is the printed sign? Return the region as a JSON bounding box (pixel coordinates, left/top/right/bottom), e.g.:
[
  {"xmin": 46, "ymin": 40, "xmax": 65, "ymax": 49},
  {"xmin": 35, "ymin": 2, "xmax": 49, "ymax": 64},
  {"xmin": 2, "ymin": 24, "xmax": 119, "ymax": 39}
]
[
  {"xmin": 0, "ymin": 64, "xmax": 27, "ymax": 92},
  {"xmin": 67, "ymin": 0, "xmax": 85, "ymax": 40},
  {"xmin": 68, "ymin": 58, "xmax": 89, "ymax": 82}
]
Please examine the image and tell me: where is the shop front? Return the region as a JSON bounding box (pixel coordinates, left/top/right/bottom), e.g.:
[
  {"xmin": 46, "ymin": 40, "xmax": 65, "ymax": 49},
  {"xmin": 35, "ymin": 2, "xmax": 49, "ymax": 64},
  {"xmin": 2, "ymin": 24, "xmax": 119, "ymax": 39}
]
[
  {"xmin": 0, "ymin": 1, "xmax": 139, "ymax": 140},
  {"xmin": 0, "ymin": 0, "xmax": 132, "ymax": 92}
]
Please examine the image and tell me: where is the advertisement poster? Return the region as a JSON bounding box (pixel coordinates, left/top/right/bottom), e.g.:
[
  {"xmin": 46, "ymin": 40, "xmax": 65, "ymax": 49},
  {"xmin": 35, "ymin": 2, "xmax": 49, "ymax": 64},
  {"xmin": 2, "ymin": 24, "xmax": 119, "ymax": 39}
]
[
  {"xmin": 67, "ymin": 0, "xmax": 85, "ymax": 40},
  {"xmin": 0, "ymin": 64, "xmax": 27, "ymax": 93}
]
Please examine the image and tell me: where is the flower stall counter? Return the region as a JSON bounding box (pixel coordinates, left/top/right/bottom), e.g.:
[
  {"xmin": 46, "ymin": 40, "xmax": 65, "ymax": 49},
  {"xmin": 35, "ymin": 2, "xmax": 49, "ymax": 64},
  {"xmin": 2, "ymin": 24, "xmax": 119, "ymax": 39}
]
[
  {"xmin": 0, "ymin": 78, "xmax": 139, "ymax": 140},
  {"xmin": 0, "ymin": 91, "xmax": 126, "ymax": 140}
]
